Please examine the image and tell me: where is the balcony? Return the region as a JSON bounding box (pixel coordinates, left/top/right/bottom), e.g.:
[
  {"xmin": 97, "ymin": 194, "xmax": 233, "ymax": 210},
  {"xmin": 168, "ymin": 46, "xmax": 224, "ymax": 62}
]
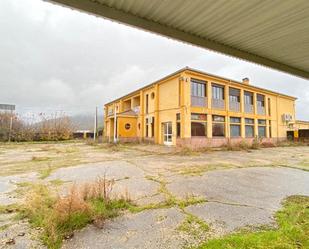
[
  {"xmin": 212, "ymin": 98, "xmax": 225, "ymax": 109},
  {"xmin": 108, "ymin": 109, "xmax": 114, "ymax": 116},
  {"xmin": 257, "ymin": 106, "xmax": 266, "ymax": 115},
  {"xmin": 191, "ymin": 96, "xmax": 207, "ymax": 107},
  {"xmin": 244, "ymin": 104, "xmax": 254, "ymax": 113},
  {"xmin": 133, "ymin": 106, "xmax": 140, "ymax": 114},
  {"xmin": 229, "ymin": 101, "xmax": 240, "ymax": 112}
]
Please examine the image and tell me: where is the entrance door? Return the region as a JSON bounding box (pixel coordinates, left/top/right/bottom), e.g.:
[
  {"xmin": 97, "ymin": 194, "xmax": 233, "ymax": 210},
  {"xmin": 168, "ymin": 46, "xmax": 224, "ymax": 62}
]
[{"xmin": 163, "ymin": 122, "xmax": 173, "ymax": 146}]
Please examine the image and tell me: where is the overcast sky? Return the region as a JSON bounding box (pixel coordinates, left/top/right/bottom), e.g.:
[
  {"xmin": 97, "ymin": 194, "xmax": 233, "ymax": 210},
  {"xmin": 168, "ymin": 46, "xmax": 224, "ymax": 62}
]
[{"xmin": 0, "ymin": 0, "xmax": 308, "ymax": 120}]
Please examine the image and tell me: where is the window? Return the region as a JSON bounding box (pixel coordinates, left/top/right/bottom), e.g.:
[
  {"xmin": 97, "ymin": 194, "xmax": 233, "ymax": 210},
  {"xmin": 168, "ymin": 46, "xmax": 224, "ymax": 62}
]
[
  {"xmin": 176, "ymin": 114, "xmax": 181, "ymax": 137},
  {"xmin": 151, "ymin": 92, "xmax": 155, "ymax": 99},
  {"xmin": 244, "ymin": 91, "xmax": 253, "ymax": 105},
  {"xmin": 191, "ymin": 122, "xmax": 206, "ymax": 136},
  {"xmin": 191, "ymin": 79, "xmax": 206, "ymax": 97},
  {"xmin": 268, "ymin": 98, "xmax": 271, "ymax": 115},
  {"xmin": 245, "ymin": 118, "xmax": 254, "ymax": 124},
  {"xmin": 245, "ymin": 126, "xmax": 254, "ymax": 137},
  {"xmin": 230, "ymin": 117, "xmax": 241, "ymax": 137},
  {"xmin": 145, "ymin": 94, "xmax": 149, "ymax": 114},
  {"xmin": 245, "ymin": 118, "xmax": 254, "ymax": 137},
  {"xmin": 191, "ymin": 113, "xmax": 207, "ymax": 121},
  {"xmin": 257, "ymin": 94, "xmax": 265, "ymax": 107},
  {"xmin": 230, "ymin": 125, "xmax": 241, "ymax": 137},
  {"xmin": 125, "ymin": 123, "xmax": 131, "ymax": 130},
  {"xmin": 191, "ymin": 113, "xmax": 207, "ymax": 137},
  {"xmin": 229, "ymin": 88, "xmax": 240, "ymax": 102},
  {"xmin": 258, "ymin": 126, "xmax": 266, "ymax": 137},
  {"xmin": 269, "ymin": 120, "xmax": 272, "ymax": 138},
  {"xmin": 212, "ymin": 115, "xmax": 225, "ymax": 137},
  {"xmin": 230, "ymin": 117, "xmax": 241, "ymax": 123},
  {"xmin": 258, "ymin": 119, "xmax": 266, "ymax": 137},
  {"xmin": 145, "ymin": 118, "xmax": 148, "ymax": 137},
  {"xmin": 258, "ymin": 119, "xmax": 266, "ymax": 125},
  {"xmin": 212, "ymin": 84, "xmax": 224, "ymax": 100},
  {"xmin": 151, "ymin": 117, "xmax": 155, "ymax": 137}
]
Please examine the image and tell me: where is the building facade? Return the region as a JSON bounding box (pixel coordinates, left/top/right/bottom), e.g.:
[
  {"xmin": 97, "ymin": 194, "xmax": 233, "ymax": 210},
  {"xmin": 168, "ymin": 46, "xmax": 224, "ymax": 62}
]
[{"xmin": 104, "ymin": 67, "xmax": 297, "ymax": 147}]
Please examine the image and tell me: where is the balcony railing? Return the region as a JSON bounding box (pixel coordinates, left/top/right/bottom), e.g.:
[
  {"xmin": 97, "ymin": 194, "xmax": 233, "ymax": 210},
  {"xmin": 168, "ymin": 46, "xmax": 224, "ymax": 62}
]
[
  {"xmin": 257, "ymin": 106, "xmax": 266, "ymax": 115},
  {"xmin": 191, "ymin": 96, "xmax": 207, "ymax": 107},
  {"xmin": 212, "ymin": 98, "xmax": 225, "ymax": 109},
  {"xmin": 244, "ymin": 104, "xmax": 254, "ymax": 113},
  {"xmin": 229, "ymin": 101, "xmax": 240, "ymax": 112},
  {"xmin": 108, "ymin": 109, "xmax": 114, "ymax": 116},
  {"xmin": 133, "ymin": 106, "xmax": 140, "ymax": 114}
]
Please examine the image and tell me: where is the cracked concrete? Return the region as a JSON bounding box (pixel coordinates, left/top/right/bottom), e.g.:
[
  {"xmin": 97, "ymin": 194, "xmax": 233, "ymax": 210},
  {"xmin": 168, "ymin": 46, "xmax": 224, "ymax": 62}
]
[{"xmin": 1, "ymin": 143, "xmax": 309, "ymax": 248}]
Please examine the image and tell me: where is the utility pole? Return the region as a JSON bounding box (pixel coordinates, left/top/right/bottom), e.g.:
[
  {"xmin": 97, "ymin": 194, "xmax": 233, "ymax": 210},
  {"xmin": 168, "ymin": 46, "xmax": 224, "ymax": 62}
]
[
  {"xmin": 93, "ymin": 106, "xmax": 97, "ymax": 141},
  {"xmin": 113, "ymin": 106, "xmax": 117, "ymax": 143}
]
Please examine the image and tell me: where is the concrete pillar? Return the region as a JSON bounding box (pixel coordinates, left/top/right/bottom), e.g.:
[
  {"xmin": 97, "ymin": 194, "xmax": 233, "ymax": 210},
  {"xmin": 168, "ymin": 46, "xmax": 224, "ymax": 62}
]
[
  {"xmin": 225, "ymin": 85, "xmax": 229, "ymax": 111},
  {"xmin": 207, "ymin": 82, "xmax": 212, "ymax": 109},
  {"xmin": 140, "ymin": 90, "xmax": 145, "ymax": 138},
  {"xmin": 154, "ymin": 84, "xmax": 160, "ymax": 143},
  {"xmin": 254, "ymin": 118, "xmax": 258, "ymax": 137},
  {"xmin": 225, "ymin": 116, "xmax": 230, "ymax": 138},
  {"xmin": 119, "ymin": 100, "xmax": 123, "ymax": 112},
  {"xmin": 181, "ymin": 74, "xmax": 191, "ymax": 139}
]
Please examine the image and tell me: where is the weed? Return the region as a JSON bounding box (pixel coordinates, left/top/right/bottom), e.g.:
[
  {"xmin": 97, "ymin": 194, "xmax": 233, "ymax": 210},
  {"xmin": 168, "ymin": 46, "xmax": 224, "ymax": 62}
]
[
  {"xmin": 39, "ymin": 165, "xmax": 53, "ymax": 179},
  {"xmin": 143, "ymin": 176, "xmax": 207, "ymax": 211},
  {"xmin": 32, "ymin": 156, "xmax": 51, "ymax": 162},
  {"xmin": 175, "ymin": 147, "xmax": 201, "ymax": 156},
  {"xmin": 251, "ymin": 137, "xmax": 261, "ymax": 150},
  {"xmin": 196, "ymin": 195, "xmax": 309, "ymax": 249},
  {"xmin": 49, "ymin": 179, "xmax": 66, "ymax": 187},
  {"xmin": 178, "ymin": 213, "xmax": 209, "ymax": 239},
  {"xmin": 19, "ymin": 177, "xmax": 132, "ymax": 249}
]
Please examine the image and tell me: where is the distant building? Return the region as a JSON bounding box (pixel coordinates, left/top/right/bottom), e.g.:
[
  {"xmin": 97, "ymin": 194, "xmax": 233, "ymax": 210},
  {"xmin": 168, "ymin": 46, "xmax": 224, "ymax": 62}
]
[{"xmin": 104, "ymin": 67, "xmax": 305, "ymax": 147}]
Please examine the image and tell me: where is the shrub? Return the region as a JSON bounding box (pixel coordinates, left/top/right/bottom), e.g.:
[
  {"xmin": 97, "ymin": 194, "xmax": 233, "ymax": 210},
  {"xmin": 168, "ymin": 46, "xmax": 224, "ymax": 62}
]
[
  {"xmin": 0, "ymin": 112, "xmax": 73, "ymax": 142},
  {"xmin": 251, "ymin": 137, "xmax": 261, "ymax": 150},
  {"xmin": 20, "ymin": 177, "xmax": 132, "ymax": 249}
]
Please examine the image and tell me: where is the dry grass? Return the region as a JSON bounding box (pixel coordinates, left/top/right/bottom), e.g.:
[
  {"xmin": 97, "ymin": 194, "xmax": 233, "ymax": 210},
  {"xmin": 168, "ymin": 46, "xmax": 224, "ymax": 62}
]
[{"xmin": 19, "ymin": 177, "xmax": 133, "ymax": 249}]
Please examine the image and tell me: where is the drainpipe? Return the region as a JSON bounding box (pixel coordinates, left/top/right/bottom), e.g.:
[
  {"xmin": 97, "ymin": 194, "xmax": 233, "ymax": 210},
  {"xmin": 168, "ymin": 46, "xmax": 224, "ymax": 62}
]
[{"xmin": 113, "ymin": 106, "xmax": 117, "ymax": 143}]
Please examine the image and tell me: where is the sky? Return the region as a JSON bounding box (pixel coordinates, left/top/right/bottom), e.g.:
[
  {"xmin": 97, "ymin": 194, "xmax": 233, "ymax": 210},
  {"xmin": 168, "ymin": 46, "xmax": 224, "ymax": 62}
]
[{"xmin": 0, "ymin": 0, "xmax": 308, "ymax": 120}]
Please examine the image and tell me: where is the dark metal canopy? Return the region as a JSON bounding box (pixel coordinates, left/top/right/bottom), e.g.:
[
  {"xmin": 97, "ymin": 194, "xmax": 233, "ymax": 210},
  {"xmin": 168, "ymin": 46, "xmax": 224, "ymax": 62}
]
[{"xmin": 49, "ymin": 0, "xmax": 309, "ymax": 79}]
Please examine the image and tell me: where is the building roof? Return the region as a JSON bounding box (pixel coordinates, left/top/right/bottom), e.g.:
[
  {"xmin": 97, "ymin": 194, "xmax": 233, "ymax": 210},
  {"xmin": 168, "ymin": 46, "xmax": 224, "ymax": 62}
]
[
  {"xmin": 50, "ymin": 0, "xmax": 309, "ymax": 79},
  {"xmin": 105, "ymin": 67, "xmax": 297, "ymax": 106}
]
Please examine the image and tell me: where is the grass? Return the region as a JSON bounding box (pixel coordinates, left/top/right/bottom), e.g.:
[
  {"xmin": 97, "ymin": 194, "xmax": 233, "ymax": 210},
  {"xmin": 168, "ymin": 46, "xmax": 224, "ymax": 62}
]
[
  {"xmin": 18, "ymin": 178, "xmax": 133, "ymax": 249},
  {"xmin": 196, "ymin": 195, "xmax": 309, "ymax": 249},
  {"xmin": 173, "ymin": 163, "xmax": 235, "ymax": 176},
  {"xmin": 138, "ymin": 175, "xmax": 206, "ymax": 212},
  {"xmin": 39, "ymin": 166, "xmax": 53, "ymax": 179},
  {"xmin": 178, "ymin": 213, "xmax": 209, "ymax": 239}
]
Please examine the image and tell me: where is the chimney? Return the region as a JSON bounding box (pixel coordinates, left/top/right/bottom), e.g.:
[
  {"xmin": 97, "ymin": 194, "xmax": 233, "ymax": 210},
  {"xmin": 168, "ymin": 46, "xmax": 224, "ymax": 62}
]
[{"xmin": 242, "ymin": 77, "xmax": 249, "ymax": 84}]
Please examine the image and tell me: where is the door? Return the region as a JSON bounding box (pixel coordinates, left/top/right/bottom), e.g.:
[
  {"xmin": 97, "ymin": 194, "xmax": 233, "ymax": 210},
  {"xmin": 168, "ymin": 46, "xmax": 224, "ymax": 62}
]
[{"xmin": 163, "ymin": 122, "xmax": 173, "ymax": 145}]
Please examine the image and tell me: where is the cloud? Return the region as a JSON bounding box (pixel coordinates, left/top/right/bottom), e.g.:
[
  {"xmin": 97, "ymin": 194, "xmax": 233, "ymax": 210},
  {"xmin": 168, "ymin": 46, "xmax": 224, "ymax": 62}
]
[{"xmin": 0, "ymin": 0, "xmax": 308, "ymax": 120}]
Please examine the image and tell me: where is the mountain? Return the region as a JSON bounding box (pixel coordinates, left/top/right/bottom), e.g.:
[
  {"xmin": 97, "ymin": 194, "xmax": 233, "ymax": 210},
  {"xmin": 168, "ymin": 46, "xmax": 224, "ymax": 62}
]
[{"xmin": 70, "ymin": 114, "xmax": 104, "ymax": 131}]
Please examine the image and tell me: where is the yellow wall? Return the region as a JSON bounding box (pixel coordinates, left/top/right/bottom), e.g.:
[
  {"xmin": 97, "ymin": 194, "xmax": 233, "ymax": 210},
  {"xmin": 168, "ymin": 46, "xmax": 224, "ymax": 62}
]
[
  {"xmin": 104, "ymin": 69, "xmax": 297, "ymax": 145},
  {"xmin": 117, "ymin": 116, "xmax": 137, "ymax": 138}
]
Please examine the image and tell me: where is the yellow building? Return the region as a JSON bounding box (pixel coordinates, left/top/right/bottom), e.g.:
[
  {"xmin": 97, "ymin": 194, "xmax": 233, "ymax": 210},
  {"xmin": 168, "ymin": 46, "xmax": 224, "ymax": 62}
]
[{"xmin": 104, "ymin": 67, "xmax": 299, "ymax": 147}]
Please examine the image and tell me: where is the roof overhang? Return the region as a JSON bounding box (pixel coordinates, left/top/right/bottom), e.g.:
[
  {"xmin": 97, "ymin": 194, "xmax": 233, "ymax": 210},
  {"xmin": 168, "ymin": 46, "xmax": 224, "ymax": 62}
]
[{"xmin": 48, "ymin": 0, "xmax": 309, "ymax": 79}]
